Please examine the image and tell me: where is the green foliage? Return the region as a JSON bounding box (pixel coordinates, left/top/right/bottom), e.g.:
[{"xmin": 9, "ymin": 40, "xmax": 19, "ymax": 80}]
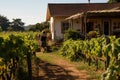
[
  {"xmin": 0, "ymin": 32, "xmax": 39, "ymax": 79},
  {"xmin": 10, "ymin": 18, "xmax": 25, "ymax": 31},
  {"xmin": 0, "ymin": 26, "xmax": 2, "ymax": 32},
  {"xmin": 7, "ymin": 26, "xmax": 13, "ymax": 31},
  {"xmin": 101, "ymin": 38, "xmax": 120, "ymax": 80},
  {"xmin": 108, "ymin": 0, "xmax": 120, "ymax": 3},
  {"xmin": 64, "ymin": 29, "xmax": 81, "ymax": 41},
  {"xmin": 28, "ymin": 21, "xmax": 49, "ymax": 32},
  {"xmin": 59, "ymin": 39, "xmax": 85, "ymax": 61},
  {"xmin": 0, "ymin": 14, "xmax": 26, "ymax": 31},
  {"xmin": 87, "ymin": 30, "xmax": 100, "ymax": 39},
  {"xmin": 60, "ymin": 35, "xmax": 120, "ymax": 79},
  {"xmin": 101, "ymin": 59, "xmax": 120, "ymax": 80},
  {"xmin": 0, "ymin": 15, "xmax": 10, "ymax": 31}
]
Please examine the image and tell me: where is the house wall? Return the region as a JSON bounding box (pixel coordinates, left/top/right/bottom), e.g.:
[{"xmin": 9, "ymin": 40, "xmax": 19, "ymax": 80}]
[
  {"xmin": 86, "ymin": 19, "xmax": 102, "ymax": 33},
  {"xmin": 53, "ymin": 16, "xmax": 67, "ymax": 40},
  {"xmin": 50, "ymin": 16, "xmax": 120, "ymax": 41},
  {"xmin": 72, "ymin": 19, "xmax": 82, "ymax": 32},
  {"xmin": 86, "ymin": 18, "xmax": 120, "ymax": 35},
  {"xmin": 111, "ymin": 18, "xmax": 120, "ymax": 35}
]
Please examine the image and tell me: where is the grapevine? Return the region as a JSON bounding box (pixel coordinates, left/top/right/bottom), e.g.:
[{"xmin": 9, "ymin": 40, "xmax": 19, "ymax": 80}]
[{"xmin": 59, "ymin": 36, "xmax": 120, "ymax": 80}]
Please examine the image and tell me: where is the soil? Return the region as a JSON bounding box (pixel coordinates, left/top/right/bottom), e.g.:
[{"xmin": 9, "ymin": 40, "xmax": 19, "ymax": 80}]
[{"xmin": 32, "ymin": 53, "xmax": 98, "ymax": 80}]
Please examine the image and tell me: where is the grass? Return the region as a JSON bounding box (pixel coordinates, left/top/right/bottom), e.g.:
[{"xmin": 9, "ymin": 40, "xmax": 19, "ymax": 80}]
[
  {"xmin": 36, "ymin": 52, "xmax": 56, "ymax": 64},
  {"xmin": 74, "ymin": 61, "xmax": 104, "ymax": 80}
]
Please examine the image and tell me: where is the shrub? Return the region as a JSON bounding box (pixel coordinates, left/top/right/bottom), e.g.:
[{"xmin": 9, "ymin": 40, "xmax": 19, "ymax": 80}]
[
  {"xmin": 64, "ymin": 29, "xmax": 81, "ymax": 41},
  {"xmin": 87, "ymin": 31, "xmax": 100, "ymax": 39}
]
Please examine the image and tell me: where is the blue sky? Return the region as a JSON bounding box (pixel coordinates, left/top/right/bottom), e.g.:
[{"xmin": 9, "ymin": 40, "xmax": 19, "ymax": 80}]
[{"xmin": 0, "ymin": 0, "xmax": 108, "ymax": 25}]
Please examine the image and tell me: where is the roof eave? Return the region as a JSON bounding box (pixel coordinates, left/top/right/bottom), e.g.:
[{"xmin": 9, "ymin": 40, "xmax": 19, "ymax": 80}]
[{"xmin": 46, "ymin": 5, "xmax": 51, "ymax": 21}]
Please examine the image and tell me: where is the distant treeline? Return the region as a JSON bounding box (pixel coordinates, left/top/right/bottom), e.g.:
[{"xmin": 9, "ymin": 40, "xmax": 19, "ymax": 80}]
[{"xmin": 0, "ymin": 14, "xmax": 49, "ymax": 32}]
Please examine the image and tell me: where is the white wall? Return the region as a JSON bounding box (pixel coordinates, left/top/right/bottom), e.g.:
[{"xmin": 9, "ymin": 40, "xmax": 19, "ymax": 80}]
[
  {"xmin": 50, "ymin": 17, "xmax": 55, "ymax": 40},
  {"xmin": 54, "ymin": 17, "xmax": 66, "ymax": 40},
  {"xmin": 50, "ymin": 17, "xmax": 83, "ymax": 41},
  {"xmin": 50, "ymin": 18, "xmax": 120, "ymax": 41},
  {"xmin": 49, "ymin": 16, "xmax": 66, "ymax": 41},
  {"xmin": 72, "ymin": 19, "xmax": 82, "ymax": 32}
]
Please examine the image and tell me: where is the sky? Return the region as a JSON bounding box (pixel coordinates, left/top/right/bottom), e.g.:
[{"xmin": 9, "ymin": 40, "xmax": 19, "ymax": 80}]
[{"xmin": 0, "ymin": 0, "xmax": 108, "ymax": 25}]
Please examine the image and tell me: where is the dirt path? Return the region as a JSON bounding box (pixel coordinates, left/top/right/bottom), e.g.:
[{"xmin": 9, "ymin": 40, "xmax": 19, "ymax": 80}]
[{"xmin": 32, "ymin": 53, "xmax": 96, "ymax": 80}]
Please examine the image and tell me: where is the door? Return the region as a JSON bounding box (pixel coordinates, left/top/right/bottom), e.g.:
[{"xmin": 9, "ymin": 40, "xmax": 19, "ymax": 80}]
[{"xmin": 103, "ymin": 21, "xmax": 110, "ymax": 35}]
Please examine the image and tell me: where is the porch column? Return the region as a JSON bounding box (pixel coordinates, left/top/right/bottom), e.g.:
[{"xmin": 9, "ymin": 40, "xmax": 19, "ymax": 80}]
[
  {"xmin": 84, "ymin": 13, "xmax": 87, "ymax": 39},
  {"xmin": 68, "ymin": 19, "xmax": 73, "ymax": 29},
  {"xmin": 68, "ymin": 20, "xmax": 70, "ymax": 29}
]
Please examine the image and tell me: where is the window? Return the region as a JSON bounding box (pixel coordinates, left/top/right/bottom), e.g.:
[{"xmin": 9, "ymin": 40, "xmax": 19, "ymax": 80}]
[
  {"xmin": 113, "ymin": 22, "xmax": 117, "ymax": 29},
  {"xmin": 113, "ymin": 22, "xmax": 120, "ymax": 37},
  {"xmin": 95, "ymin": 24, "xmax": 100, "ymax": 32},
  {"xmin": 113, "ymin": 22, "xmax": 120, "ymax": 31},
  {"xmin": 61, "ymin": 22, "xmax": 69, "ymax": 33}
]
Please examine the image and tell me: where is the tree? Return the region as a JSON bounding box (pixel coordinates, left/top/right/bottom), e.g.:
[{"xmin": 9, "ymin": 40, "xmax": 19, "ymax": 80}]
[
  {"xmin": 28, "ymin": 21, "xmax": 49, "ymax": 31},
  {"xmin": 108, "ymin": 0, "xmax": 120, "ymax": 3},
  {"xmin": 0, "ymin": 15, "xmax": 10, "ymax": 31},
  {"xmin": 28, "ymin": 23, "xmax": 41, "ymax": 31},
  {"xmin": 11, "ymin": 18, "xmax": 25, "ymax": 31},
  {"xmin": 7, "ymin": 26, "xmax": 13, "ymax": 31}
]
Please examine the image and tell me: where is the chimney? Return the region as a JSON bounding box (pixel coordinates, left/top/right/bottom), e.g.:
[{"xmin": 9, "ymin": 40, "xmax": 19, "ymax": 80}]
[{"xmin": 88, "ymin": 0, "xmax": 90, "ymax": 4}]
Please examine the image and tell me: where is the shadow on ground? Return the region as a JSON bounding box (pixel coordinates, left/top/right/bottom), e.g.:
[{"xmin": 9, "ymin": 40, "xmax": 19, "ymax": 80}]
[{"xmin": 32, "ymin": 57, "xmax": 79, "ymax": 80}]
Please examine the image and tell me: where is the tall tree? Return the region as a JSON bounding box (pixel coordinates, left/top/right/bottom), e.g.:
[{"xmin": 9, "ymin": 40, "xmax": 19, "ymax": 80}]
[
  {"xmin": 10, "ymin": 18, "xmax": 25, "ymax": 31},
  {"xmin": 0, "ymin": 15, "xmax": 10, "ymax": 31},
  {"xmin": 108, "ymin": 0, "xmax": 120, "ymax": 3}
]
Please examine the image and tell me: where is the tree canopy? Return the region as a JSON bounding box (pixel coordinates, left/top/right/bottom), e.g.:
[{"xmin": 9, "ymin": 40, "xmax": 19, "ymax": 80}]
[
  {"xmin": 10, "ymin": 19, "xmax": 25, "ymax": 31},
  {"xmin": 0, "ymin": 15, "xmax": 10, "ymax": 31},
  {"xmin": 28, "ymin": 21, "xmax": 49, "ymax": 32},
  {"xmin": 108, "ymin": 0, "xmax": 120, "ymax": 3},
  {"xmin": 0, "ymin": 14, "xmax": 25, "ymax": 31}
]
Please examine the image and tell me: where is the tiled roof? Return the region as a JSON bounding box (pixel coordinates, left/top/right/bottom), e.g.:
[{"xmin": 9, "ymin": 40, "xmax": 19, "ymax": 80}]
[{"xmin": 46, "ymin": 3, "xmax": 120, "ymax": 21}]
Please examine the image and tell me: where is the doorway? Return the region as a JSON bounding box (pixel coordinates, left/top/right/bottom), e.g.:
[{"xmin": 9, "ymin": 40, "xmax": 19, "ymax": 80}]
[
  {"xmin": 103, "ymin": 21, "xmax": 110, "ymax": 35},
  {"xmin": 86, "ymin": 22, "xmax": 94, "ymax": 33}
]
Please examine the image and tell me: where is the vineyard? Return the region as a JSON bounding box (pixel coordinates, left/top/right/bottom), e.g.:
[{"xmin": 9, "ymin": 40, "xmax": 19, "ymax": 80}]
[
  {"xmin": 0, "ymin": 32, "xmax": 39, "ymax": 80},
  {"xmin": 59, "ymin": 36, "xmax": 120, "ymax": 80},
  {"xmin": 0, "ymin": 31, "xmax": 120, "ymax": 80}
]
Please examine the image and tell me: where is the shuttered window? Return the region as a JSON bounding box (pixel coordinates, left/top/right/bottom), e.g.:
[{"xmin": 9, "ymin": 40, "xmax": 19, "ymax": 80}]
[{"xmin": 61, "ymin": 22, "xmax": 69, "ymax": 33}]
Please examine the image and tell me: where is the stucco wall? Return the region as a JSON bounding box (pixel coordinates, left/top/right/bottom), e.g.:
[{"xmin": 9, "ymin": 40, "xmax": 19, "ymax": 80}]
[
  {"xmin": 54, "ymin": 17, "xmax": 66, "ymax": 40},
  {"xmin": 72, "ymin": 19, "xmax": 82, "ymax": 32}
]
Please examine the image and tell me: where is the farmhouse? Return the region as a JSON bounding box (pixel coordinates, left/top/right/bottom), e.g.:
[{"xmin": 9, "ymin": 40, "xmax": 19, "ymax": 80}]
[{"xmin": 46, "ymin": 3, "xmax": 120, "ymax": 41}]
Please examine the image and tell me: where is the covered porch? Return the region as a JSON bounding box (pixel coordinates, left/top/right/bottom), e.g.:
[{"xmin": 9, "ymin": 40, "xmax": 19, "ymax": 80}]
[{"xmin": 65, "ymin": 9, "xmax": 120, "ymax": 38}]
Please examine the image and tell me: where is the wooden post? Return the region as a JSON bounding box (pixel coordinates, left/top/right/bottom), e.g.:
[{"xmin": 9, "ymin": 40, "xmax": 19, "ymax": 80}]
[
  {"xmin": 68, "ymin": 20, "xmax": 71, "ymax": 29},
  {"xmin": 84, "ymin": 12, "xmax": 87, "ymax": 39},
  {"xmin": 105, "ymin": 36, "xmax": 110, "ymax": 70},
  {"xmin": 70, "ymin": 19, "xmax": 73, "ymax": 29},
  {"xmin": 27, "ymin": 52, "xmax": 32, "ymax": 80}
]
